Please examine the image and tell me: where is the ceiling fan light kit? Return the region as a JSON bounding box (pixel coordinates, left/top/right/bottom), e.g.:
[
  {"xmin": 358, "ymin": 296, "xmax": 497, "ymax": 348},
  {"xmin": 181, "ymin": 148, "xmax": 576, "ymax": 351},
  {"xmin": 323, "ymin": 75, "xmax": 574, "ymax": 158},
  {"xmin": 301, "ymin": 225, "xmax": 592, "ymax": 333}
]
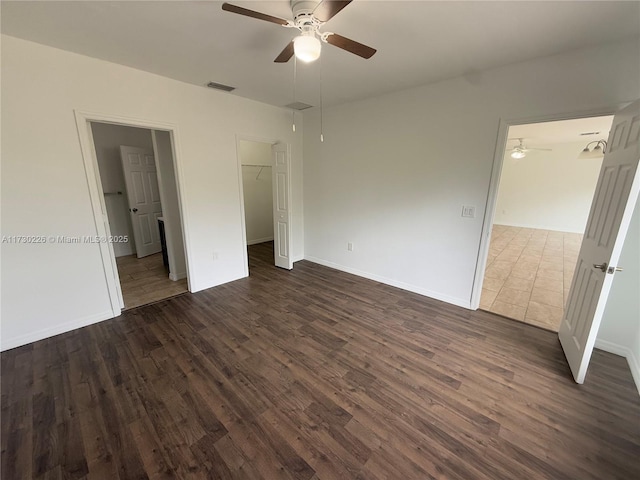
[
  {"xmin": 293, "ymin": 30, "xmax": 322, "ymax": 63},
  {"xmin": 510, "ymin": 148, "xmax": 527, "ymax": 159},
  {"xmin": 508, "ymin": 138, "xmax": 553, "ymax": 159}
]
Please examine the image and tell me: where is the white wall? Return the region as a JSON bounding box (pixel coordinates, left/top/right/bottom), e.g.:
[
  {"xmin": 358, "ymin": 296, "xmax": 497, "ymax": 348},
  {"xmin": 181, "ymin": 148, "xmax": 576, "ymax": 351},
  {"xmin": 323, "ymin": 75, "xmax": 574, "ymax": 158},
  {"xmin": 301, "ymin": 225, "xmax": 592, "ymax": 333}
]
[
  {"xmin": 494, "ymin": 141, "xmax": 604, "ymax": 233},
  {"xmin": 597, "ymin": 196, "xmax": 640, "ymax": 392},
  {"xmin": 91, "ymin": 122, "xmax": 154, "ymax": 257},
  {"xmin": 153, "ymin": 130, "xmax": 187, "ymax": 280},
  {"xmin": 1, "ymin": 35, "xmax": 303, "ymax": 350},
  {"xmin": 303, "ymin": 38, "xmax": 640, "ymax": 308},
  {"xmin": 239, "ymin": 140, "xmax": 274, "ymax": 245}
]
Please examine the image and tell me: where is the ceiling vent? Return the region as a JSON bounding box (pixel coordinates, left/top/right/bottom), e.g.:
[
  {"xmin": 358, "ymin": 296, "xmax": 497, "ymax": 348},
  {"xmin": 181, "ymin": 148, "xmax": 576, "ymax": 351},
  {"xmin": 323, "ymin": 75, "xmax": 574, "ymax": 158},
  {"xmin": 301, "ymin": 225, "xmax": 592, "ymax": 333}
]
[
  {"xmin": 285, "ymin": 101, "xmax": 314, "ymax": 110},
  {"xmin": 206, "ymin": 81, "xmax": 236, "ymax": 92}
]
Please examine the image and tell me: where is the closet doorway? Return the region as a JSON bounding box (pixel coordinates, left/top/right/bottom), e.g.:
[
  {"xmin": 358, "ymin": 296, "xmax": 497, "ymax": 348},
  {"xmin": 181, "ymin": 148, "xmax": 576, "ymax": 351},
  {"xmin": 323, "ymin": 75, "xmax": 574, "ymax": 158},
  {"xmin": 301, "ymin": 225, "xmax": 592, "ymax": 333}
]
[
  {"xmin": 240, "ymin": 140, "xmax": 274, "ymax": 247},
  {"xmin": 238, "ymin": 138, "xmax": 293, "ymax": 274}
]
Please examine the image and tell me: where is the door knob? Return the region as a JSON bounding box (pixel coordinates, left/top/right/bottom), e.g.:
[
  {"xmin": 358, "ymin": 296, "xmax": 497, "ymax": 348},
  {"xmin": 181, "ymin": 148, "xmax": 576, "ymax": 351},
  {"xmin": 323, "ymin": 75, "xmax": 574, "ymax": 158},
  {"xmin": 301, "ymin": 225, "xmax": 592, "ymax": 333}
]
[
  {"xmin": 130, "ymin": 208, "xmax": 138, "ymax": 213},
  {"xmin": 593, "ymin": 263, "xmax": 607, "ymax": 272},
  {"xmin": 607, "ymin": 266, "xmax": 623, "ymax": 274}
]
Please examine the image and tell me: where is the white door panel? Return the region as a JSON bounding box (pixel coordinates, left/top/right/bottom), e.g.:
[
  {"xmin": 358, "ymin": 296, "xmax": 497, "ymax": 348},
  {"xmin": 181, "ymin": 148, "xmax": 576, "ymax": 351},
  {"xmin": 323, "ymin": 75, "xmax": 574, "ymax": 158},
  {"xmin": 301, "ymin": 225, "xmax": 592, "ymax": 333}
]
[
  {"xmin": 559, "ymin": 100, "xmax": 640, "ymax": 383},
  {"xmin": 120, "ymin": 145, "xmax": 163, "ymax": 258},
  {"xmin": 272, "ymin": 143, "xmax": 293, "ymax": 269}
]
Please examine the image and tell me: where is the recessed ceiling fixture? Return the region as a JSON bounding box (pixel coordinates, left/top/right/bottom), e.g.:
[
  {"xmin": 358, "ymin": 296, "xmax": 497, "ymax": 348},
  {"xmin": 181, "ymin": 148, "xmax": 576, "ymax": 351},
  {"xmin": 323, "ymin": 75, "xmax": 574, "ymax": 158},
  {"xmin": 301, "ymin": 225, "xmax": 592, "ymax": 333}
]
[
  {"xmin": 509, "ymin": 138, "xmax": 552, "ymax": 159},
  {"xmin": 221, "ymin": 1, "xmax": 376, "ymax": 64},
  {"xmin": 578, "ymin": 140, "xmax": 607, "ymax": 159}
]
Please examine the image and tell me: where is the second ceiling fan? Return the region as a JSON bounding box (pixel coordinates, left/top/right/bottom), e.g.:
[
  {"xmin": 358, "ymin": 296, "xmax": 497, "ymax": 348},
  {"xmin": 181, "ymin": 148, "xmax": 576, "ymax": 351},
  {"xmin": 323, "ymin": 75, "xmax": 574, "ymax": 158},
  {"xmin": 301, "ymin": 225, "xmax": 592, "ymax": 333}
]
[
  {"xmin": 221, "ymin": 0, "xmax": 376, "ymax": 63},
  {"xmin": 509, "ymin": 138, "xmax": 552, "ymax": 159}
]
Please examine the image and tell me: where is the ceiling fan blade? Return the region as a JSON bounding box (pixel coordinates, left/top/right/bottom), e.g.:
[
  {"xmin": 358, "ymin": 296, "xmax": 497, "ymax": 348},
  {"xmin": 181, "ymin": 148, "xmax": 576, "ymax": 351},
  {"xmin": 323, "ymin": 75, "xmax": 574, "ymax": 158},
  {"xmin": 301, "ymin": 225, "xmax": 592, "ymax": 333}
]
[
  {"xmin": 274, "ymin": 41, "xmax": 294, "ymax": 63},
  {"xmin": 313, "ymin": 1, "xmax": 352, "ymax": 22},
  {"xmin": 325, "ymin": 33, "xmax": 376, "ymax": 59},
  {"xmin": 221, "ymin": 2, "xmax": 289, "ymax": 26}
]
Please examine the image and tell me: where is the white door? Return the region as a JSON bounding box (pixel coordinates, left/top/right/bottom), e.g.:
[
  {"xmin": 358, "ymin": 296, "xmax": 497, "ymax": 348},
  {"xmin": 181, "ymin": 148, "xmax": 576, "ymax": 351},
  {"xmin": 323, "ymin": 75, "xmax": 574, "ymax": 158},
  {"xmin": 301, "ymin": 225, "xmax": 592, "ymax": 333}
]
[
  {"xmin": 120, "ymin": 145, "xmax": 163, "ymax": 258},
  {"xmin": 559, "ymin": 100, "xmax": 640, "ymax": 383},
  {"xmin": 272, "ymin": 143, "xmax": 293, "ymax": 269}
]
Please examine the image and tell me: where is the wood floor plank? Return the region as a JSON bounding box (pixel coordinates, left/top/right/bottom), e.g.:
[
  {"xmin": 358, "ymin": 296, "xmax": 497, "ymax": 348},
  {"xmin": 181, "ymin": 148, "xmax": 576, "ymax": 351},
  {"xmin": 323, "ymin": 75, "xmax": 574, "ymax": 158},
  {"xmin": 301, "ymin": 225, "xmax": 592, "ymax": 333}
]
[{"xmin": 2, "ymin": 241, "xmax": 639, "ymax": 479}]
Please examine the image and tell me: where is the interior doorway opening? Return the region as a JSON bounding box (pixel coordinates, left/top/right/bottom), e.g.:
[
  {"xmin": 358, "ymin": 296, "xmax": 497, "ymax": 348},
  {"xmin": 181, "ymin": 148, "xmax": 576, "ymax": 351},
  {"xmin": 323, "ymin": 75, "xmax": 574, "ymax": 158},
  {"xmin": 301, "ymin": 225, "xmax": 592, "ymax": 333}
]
[
  {"xmin": 237, "ymin": 138, "xmax": 294, "ymax": 274},
  {"xmin": 239, "ymin": 139, "xmax": 276, "ymax": 275},
  {"xmin": 478, "ymin": 115, "xmax": 614, "ymax": 331},
  {"xmin": 91, "ymin": 122, "xmax": 188, "ymax": 309}
]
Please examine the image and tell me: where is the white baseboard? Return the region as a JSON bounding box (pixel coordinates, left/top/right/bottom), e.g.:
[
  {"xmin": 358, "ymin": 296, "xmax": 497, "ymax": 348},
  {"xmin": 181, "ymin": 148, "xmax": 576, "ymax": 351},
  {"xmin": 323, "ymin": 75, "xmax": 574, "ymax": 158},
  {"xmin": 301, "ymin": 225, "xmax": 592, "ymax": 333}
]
[
  {"xmin": 493, "ymin": 222, "xmax": 584, "ymax": 234},
  {"xmin": 247, "ymin": 236, "xmax": 274, "ymax": 246},
  {"xmin": 293, "ymin": 254, "xmax": 305, "ymax": 263},
  {"xmin": 169, "ymin": 271, "xmax": 187, "ymax": 281},
  {"xmin": 595, "ymin": 339, "xmax": 640, "ymax": 396},
  {"xmin": 304, "ymin": 256, "xmax": 471, "ymax": 309},
  {"xmin": 1, "ymin": 310, "xmax": 115, "ymax": 352}
]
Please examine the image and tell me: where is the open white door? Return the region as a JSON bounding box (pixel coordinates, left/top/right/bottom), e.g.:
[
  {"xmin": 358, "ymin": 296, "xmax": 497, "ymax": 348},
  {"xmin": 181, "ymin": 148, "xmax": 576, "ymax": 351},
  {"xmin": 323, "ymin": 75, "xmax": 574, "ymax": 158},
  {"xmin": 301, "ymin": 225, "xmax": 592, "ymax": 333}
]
[
  {"xmin": 120, "ymin": 145, "xmax": 163, "ymax": 258},
  {"xmin": 560, "ymin": 100, "xmax": 640, "ymax": 383},
  {"xmin": 272, "ymin": 143, "xmax": 293, "ymax": 270}
]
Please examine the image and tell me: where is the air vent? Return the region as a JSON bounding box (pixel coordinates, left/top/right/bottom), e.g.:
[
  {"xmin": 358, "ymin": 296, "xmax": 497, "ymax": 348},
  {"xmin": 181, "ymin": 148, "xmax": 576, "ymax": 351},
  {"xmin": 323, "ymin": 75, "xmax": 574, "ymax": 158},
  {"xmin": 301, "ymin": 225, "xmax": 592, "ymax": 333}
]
[
  {"xmin": 284, "ymin": 102, "xmax": 314, "ymax": 110},
  {"xmin": 206, "ymin": 81, "xmax": 236, "ymax": 92},
  {"xmin": 580, "ymin": 131, "xmax": 600, "ymax": 136}
]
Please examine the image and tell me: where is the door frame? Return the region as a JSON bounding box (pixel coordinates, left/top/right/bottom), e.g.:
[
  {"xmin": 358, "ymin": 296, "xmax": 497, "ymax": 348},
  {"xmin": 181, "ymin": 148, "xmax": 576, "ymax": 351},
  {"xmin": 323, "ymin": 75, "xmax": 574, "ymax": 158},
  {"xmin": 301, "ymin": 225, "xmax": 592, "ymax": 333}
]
[
  {"xmin": 235, "ymin": 134, "xmax": 290, "ymax": 276},
  {"xmin": 151, "ymin": 130, "xmax": 188, "ymax": 281},
  {"xmin": 74, "ymin": 110, "xmax": 192, "ymax": 317},
  {"xmin": 471, "ymin": 103, "xmax": 629, "ymax": 310}
]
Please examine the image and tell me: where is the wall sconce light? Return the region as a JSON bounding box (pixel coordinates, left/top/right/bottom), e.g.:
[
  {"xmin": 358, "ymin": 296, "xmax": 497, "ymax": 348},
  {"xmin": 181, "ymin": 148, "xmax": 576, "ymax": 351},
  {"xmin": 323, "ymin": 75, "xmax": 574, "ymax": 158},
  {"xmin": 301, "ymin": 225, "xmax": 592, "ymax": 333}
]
[{"xmin": 578, "ymin": 140, "xmax": 607, "ymax": 159}]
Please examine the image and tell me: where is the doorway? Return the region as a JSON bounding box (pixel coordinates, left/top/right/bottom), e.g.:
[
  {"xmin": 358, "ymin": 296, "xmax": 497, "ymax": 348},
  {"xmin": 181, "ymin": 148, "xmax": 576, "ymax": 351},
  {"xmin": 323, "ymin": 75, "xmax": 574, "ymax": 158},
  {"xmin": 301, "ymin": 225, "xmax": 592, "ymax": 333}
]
[
  {"xmin": 90, "ymin": 122, "xmax": 188, "ymax": 309},
  {"xmin": 240, "ymin": 139, "xmax": 274, "ymax": 241},
  {"xmin": 477, "ymin": 115, "xmax": 614, "ymax": 331},
  {"xmin": 239, "ymin": 139, "xmax": 275, "ymax": 273},
  {"xmin": 237, "ymin": 138, "xmax": 293, "ymax": 274}
]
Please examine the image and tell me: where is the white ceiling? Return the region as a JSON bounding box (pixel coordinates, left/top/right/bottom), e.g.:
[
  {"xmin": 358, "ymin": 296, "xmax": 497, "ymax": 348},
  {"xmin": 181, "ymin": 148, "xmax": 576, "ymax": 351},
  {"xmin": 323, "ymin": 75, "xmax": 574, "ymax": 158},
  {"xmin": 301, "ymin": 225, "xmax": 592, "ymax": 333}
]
[
  {"xmin": 508, "ymin": 115, "xmax": 615, "ymax": 149},
  {"xmin": 2, "ymin": 1, "xmax": 639, "ymax": 108}
]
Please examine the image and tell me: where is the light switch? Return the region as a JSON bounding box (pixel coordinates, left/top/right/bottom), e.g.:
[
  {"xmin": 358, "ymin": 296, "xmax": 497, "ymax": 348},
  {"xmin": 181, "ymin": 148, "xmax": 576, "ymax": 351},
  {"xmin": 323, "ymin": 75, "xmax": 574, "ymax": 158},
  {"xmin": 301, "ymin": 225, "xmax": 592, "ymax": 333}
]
[{"xmin": 462, "ymin": 205, "xmax": 476, "ymax": 218}]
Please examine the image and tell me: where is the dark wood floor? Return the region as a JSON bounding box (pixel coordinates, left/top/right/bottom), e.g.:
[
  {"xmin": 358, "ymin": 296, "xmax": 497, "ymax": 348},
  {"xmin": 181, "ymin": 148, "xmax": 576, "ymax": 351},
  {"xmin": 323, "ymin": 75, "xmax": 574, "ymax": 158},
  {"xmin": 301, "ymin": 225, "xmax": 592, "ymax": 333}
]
[{"xmin": 2, "ymin": 242, "xmax": 639, "ymax": 479}]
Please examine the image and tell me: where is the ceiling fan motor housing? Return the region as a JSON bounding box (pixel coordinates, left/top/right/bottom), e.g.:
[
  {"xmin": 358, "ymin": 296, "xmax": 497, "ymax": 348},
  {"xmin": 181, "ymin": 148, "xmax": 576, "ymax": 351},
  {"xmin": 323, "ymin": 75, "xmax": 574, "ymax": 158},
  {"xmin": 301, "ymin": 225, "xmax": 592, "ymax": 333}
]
[{"xmin": 291, "ymin": 0, "xmax": 320, "ymax": 21}]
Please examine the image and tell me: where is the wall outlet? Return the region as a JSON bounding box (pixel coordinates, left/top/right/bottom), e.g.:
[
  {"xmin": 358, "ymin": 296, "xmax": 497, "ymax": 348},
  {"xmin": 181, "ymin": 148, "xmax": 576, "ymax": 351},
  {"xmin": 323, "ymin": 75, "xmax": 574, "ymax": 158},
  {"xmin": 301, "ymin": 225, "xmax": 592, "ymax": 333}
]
[
  {"xmin": 461, "ymin": 205, "xmax": 476, "ymax": 218},
  {"xmin": 347, "ymin": 242, "xmax": 354, "ymax": 252}
]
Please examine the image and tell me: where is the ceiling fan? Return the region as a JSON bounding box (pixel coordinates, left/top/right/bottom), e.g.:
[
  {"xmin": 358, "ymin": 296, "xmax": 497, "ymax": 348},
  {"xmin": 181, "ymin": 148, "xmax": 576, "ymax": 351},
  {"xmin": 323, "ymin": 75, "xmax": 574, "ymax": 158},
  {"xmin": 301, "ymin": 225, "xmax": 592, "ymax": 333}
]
[
  {"xmin": 221, "ymin": 1, "xmax": 376, "ymax": 63},
  {"xmin": 508, "ymin": 138, "xmax": 552, "ymax": 159}
]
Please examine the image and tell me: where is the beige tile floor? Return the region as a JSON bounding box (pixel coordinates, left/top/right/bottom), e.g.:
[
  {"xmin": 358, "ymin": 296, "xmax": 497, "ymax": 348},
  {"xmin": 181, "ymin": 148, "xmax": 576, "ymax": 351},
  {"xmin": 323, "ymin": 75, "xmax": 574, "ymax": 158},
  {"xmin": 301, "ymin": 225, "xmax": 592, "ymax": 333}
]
[
  {"xmin": 480, "ymin": 225, "xmax": 582, "ymax": 331},
  {"xmin": 116, "ymin": 252, "xmax": 188, "ymax": 310}
]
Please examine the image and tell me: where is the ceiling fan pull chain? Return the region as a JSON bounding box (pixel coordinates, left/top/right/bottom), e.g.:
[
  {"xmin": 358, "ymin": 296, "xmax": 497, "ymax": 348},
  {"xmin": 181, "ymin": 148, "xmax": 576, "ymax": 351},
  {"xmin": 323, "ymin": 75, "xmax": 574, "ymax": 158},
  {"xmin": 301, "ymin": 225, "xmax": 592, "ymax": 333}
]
[
  {"xmin": 292, "ymin": 57, "xmax": 297, "ymax": 132},
  {"xmin": 320, "ymin": 55, "xmax": 324, "ymax": 143}
]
